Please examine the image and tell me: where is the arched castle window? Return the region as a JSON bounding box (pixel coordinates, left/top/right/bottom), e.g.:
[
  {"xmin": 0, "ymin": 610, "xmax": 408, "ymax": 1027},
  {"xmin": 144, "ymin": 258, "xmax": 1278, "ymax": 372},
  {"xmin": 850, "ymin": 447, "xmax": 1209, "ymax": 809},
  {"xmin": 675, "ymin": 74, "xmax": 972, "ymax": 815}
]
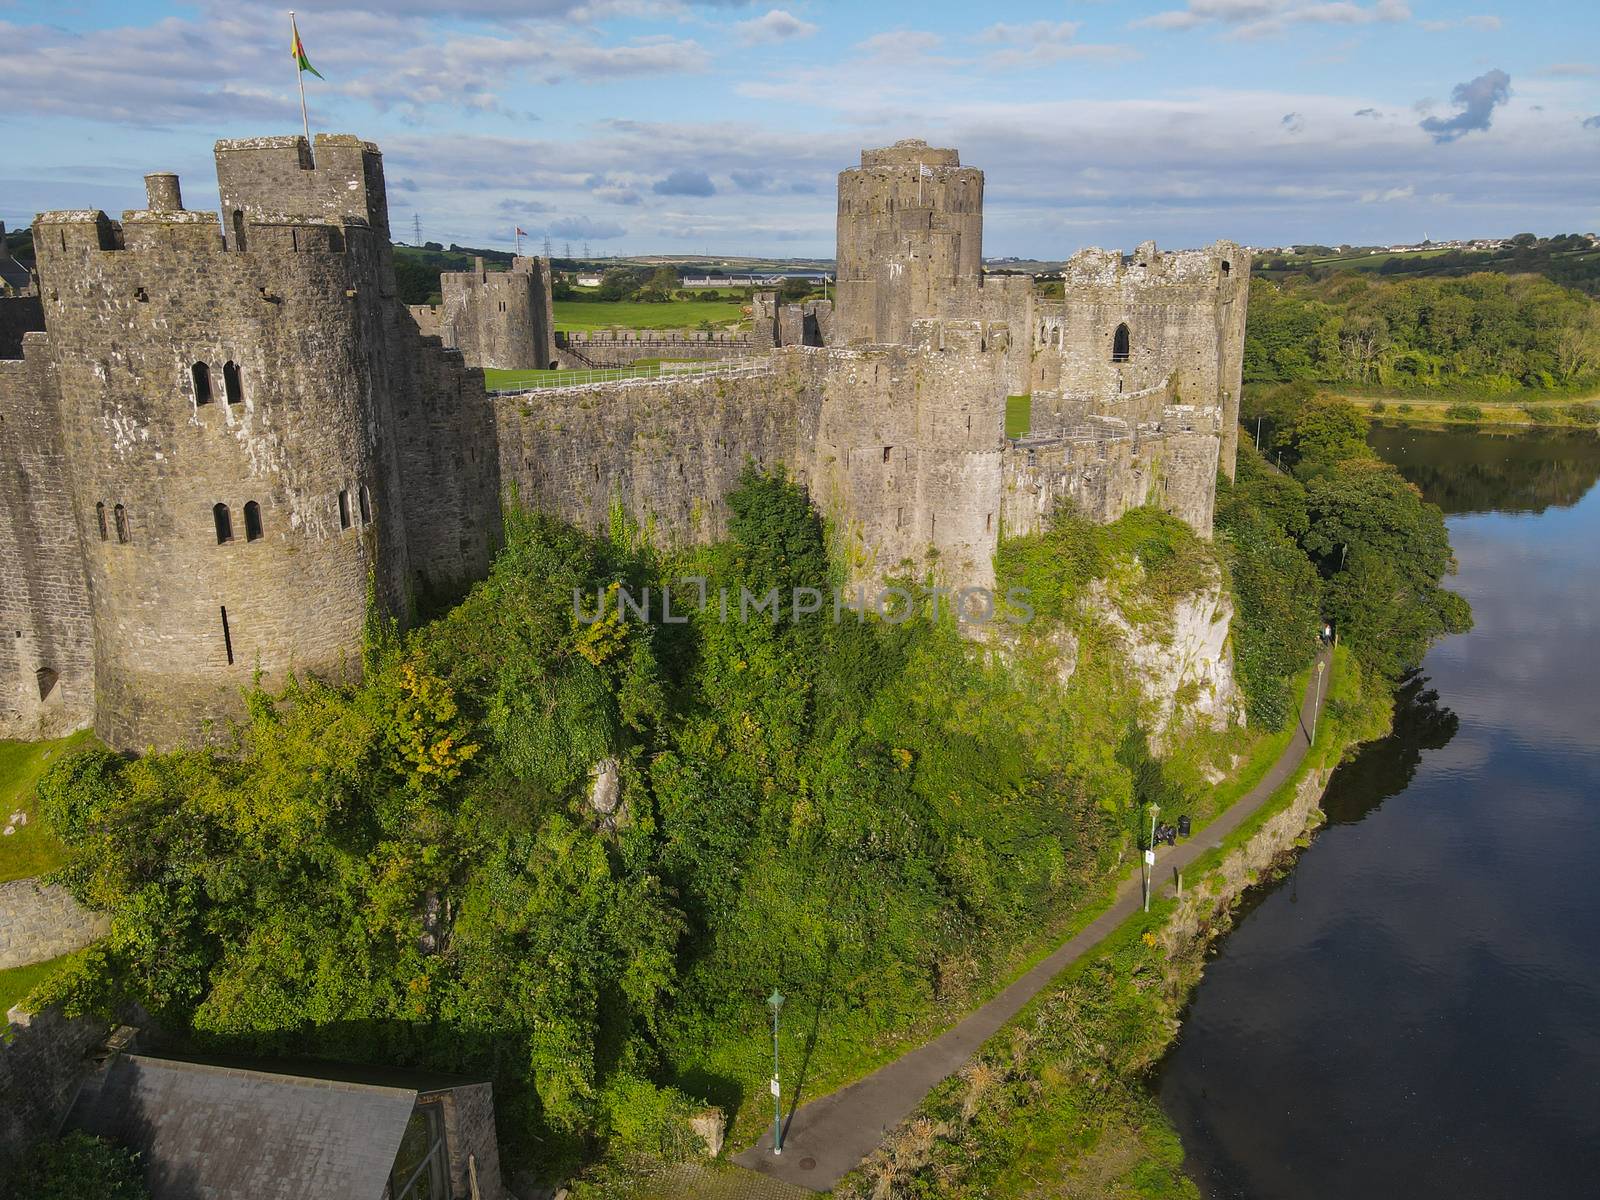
[
  {"xmin": 213, "ymin": 503, "xmax": 233, "ymax": 544},
  {"xmin": 223, "ymin": 361, "xmax": 243, "ymax": 405},
  {"xmin": 1112, "ymin": 323, "xmax": 1131, "ymax": 364},
  {"xmin": 358, "ymin": 486, "xmax": 372, "ymax": 524},
  {"xmin": 96, "ymin": 502, "xmax": 108, "ymax": 541},
  {"xmin": 192, "ymin": 362, "xmax": 213, "ymax": 404},
  {"xmin": 114, "ymin": 504, "xmax": 129, "ymax": 544},
  {"xmin": 1221, "ymin": 260, "xmax": 1232, "ymax": 277},
  {"xmin": 244, "ymin": 501, "xmax": 263, "ymax": 542},
  {"xmin": 338, "ymin": 490, "xmax": 351, "ymax": 530}
]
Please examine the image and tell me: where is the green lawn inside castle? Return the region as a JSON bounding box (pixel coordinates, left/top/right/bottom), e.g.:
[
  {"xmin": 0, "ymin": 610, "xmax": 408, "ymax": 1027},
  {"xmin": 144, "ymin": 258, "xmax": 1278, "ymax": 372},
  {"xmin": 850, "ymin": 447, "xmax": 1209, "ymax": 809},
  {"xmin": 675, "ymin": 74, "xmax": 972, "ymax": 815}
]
[{"xmin": 21, "ymin": 388, "xmax": 1467, "ymax": 1192}]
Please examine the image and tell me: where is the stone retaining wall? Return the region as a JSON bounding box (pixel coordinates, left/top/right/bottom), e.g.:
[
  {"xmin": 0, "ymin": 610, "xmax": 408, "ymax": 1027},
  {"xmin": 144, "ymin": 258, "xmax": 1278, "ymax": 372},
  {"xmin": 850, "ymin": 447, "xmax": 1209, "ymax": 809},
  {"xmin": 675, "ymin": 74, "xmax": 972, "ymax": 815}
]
[{"xmin": 0, "ymin": 879, "xmax": 108, "ymax": 970}]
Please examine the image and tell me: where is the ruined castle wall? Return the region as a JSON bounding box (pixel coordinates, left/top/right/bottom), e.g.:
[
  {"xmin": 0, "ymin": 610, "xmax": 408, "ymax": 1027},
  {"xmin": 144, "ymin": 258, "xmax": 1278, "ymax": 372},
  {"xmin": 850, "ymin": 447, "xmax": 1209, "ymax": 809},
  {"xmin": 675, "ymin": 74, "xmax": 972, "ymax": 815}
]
[
  {"xmin": 0, "ymin": 297, "xmax": 45, "ymax": 359},
  {"xmin": 0, "ymin": 341, "xmax": 94, "ymax": 739},
  {"xmin": 392, "ymin": 326, "xmax": 501, "ymax": 603},
  {"xmin": 1032, "ymin": 242, "xmax": 1248, "ymax": 476},
  {"xmin": 31, "ymin": 208, "xmax": 410, "ymax": 749},
  {"xmin": 493, "ymin": 358, "xmax": 819, "ymax": 546},
  {"xmin": 426, "ymin": 257, "xmax": 557, "ymax": 371},
  {"xmin": 1003, "ymin": 424, "xmax": 1219, "ymax": 539},
  {"xmin": 553, "ymin": 329, "xmax": 756, "ymax": 370},
  {"xmin": 835, "ymin": 141, "xmax": 984, "ymax": 346},
  {"xmin": 807, "ymin": 322, "xmax": 1008, "ymax": 592}
]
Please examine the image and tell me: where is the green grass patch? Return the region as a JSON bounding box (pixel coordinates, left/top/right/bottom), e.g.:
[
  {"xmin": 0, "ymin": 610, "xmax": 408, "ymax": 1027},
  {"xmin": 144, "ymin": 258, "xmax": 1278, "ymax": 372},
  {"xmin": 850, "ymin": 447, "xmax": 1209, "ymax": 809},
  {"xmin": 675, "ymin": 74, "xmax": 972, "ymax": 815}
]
[
  {"xmin": 1005, "ymin": 394, "xmax": 1032, "ymax": 439},
  {"xmin": 0, "ymin": 733, "xmax": 90, "ymax": 884},
  {"xmin": 554, "ymin": 300, "xmax": 747, "ymax": 332},
  {"xmin": 0, "ymin": 951, "xmax": 75, "ymax": 1014}
]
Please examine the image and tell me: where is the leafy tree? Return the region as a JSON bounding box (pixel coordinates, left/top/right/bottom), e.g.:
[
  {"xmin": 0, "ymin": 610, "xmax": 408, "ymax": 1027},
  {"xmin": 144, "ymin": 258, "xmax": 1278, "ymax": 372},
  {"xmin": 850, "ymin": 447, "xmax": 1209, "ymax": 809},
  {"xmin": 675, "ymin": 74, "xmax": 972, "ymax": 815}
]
[
  {"xmin": 1273, "ymin": 395, "xmax": 1371, "ymax": 472},
  {"xmin": 2, "ymin": 1133, "xmax": 149, "ymax": 1200}
]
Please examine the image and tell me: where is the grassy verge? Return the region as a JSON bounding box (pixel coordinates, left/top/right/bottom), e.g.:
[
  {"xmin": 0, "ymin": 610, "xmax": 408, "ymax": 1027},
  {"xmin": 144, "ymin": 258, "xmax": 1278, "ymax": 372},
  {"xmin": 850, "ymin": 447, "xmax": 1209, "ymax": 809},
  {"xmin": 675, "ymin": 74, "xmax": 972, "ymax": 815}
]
[
  {"xmin": 1340, "ymin": 394, "xmax": 1599, "ymax": 429},
  {"xmin": 0, "ymin": 951, "xmax": 75, "ymax": 1015},
  {"xmin": 554, "ymin": 300, "xmax": 748, "ymax": 331},
  {"xmin": 835, "ymin": 647, "xmax": 1372, "ymax": 1199},
  {"xmin": 0, "ymin": 733, "xmax": 91, "ymax": 885}
]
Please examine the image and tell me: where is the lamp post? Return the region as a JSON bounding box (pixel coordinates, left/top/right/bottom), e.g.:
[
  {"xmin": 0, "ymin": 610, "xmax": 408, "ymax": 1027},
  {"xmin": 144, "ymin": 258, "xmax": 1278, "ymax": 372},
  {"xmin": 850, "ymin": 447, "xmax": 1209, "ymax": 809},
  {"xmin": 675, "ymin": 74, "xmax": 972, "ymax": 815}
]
[
  {"xmin": 1310, "ymin": 659, "xmax": 1327, "ymax": 745},
  {"xmin": 767, "ymin": 989, "xmax": 785, "ymax": 1156},
  {"xmin": 1143, "ymin": 804, "xmax": 1159, "ymax": 913}
]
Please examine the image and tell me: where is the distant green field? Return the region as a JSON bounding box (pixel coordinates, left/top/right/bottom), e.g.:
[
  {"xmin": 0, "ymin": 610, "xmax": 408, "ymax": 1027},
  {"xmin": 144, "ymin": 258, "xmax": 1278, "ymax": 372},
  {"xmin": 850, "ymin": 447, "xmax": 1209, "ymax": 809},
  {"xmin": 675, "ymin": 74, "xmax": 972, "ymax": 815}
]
[{"xmin": 554, "ymin": 300, "xmax": 747, "ymax": 331}]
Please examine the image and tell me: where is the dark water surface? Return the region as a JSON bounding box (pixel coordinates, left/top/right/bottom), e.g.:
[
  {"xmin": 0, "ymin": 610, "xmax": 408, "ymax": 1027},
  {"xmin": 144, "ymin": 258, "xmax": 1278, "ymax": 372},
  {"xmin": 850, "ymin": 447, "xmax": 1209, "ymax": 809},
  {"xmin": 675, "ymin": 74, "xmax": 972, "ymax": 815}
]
[{"xmin": 1157, "ymin": 425, "xmax": 1600, "ymax": 1198}]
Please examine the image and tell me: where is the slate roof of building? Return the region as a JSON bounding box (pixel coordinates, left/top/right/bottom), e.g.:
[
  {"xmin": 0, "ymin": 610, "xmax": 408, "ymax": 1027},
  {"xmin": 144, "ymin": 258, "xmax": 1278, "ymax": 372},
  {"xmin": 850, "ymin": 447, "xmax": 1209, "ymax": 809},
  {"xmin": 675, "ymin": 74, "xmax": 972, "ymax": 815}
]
[
  {"xmin": 71, "ymin": 1053, "xmax": 423, "ymax": 1199},
  {"xmin": 0, "ymin": 257, "xmax": 31, "ymax": 291}
]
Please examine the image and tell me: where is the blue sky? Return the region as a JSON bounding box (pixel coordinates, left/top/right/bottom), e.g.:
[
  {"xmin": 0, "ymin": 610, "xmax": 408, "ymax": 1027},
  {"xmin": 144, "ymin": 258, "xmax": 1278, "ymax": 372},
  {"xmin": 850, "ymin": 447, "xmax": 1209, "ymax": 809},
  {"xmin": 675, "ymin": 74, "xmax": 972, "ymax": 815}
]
[{"xmin": 3, "ymin": 0, "xmax": 1597, "ymax": 257}]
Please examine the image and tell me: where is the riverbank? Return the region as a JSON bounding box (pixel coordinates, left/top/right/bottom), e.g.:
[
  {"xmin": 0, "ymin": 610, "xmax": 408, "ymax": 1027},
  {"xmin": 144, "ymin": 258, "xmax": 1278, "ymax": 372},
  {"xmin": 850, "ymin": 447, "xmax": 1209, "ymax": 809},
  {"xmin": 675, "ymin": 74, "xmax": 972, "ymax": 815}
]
[
  {"xmin": 1244, "ymin": 381, "xmax": 1600, "ymax": 431},
  {"xmin": 831, "ymin": 644, "xmax": 1384, "ymax": 1199}
]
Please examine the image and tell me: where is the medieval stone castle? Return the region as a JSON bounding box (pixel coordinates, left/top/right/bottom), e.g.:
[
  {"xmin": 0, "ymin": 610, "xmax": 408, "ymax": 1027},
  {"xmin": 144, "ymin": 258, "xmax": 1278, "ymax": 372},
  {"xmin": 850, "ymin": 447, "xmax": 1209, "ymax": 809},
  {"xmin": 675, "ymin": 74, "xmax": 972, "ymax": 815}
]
[{"xmin": 0, "ymin": 134, "xmax": 1247, "ymax": 751}]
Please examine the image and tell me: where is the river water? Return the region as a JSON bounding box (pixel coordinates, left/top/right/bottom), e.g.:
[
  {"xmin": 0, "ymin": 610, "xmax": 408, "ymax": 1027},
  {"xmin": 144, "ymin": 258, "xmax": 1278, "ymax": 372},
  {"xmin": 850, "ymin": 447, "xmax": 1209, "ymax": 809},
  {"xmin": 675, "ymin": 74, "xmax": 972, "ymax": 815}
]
[{"xmin": 1157, "ymin": 425, "xmax": 1600, "ymax": 1198}]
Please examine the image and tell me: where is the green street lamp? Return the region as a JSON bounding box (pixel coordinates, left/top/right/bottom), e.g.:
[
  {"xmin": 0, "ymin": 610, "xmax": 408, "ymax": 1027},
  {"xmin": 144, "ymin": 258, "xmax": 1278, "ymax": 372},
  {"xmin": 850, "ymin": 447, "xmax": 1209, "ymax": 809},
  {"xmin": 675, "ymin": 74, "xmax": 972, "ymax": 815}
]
[{"xmin": 767, "ymin": 989, "xmax": 785, "ymax": 1156}]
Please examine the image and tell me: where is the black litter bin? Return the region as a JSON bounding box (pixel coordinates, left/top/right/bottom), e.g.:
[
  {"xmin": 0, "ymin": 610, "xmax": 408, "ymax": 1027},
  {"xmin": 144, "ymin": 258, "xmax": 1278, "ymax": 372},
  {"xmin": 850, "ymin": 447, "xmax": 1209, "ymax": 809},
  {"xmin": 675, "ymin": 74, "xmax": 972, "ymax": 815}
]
[{"xmin": 1177, "ymin": 814, "xmax": 1191, "ymax": 839}]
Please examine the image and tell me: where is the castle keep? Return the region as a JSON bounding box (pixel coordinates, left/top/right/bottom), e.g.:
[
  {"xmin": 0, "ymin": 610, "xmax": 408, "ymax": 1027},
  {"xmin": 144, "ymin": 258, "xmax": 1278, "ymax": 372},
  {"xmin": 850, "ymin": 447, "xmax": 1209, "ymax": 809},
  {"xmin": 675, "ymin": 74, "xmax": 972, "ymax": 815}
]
[{"xmin": 1, "ymin": 134, "xmax": 1247, "ymax": 750}]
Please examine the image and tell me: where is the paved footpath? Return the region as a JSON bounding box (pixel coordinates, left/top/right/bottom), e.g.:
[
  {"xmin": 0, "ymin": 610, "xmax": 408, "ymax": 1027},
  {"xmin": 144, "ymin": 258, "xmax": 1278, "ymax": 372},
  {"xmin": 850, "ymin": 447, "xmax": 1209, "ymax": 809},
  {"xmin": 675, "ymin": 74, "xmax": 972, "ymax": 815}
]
[{"xmin": 732, "ymin": 648, "xmax": 1334, "ymax": 1192}]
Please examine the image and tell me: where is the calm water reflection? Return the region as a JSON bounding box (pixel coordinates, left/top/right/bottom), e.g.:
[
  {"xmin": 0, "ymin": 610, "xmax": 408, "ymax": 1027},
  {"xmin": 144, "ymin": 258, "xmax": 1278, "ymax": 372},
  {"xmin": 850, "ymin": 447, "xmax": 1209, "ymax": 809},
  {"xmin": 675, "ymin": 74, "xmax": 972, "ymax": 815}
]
[{"xmin": 1157, "ymin": 426, "xmax": 1600, "ymax": 1198}]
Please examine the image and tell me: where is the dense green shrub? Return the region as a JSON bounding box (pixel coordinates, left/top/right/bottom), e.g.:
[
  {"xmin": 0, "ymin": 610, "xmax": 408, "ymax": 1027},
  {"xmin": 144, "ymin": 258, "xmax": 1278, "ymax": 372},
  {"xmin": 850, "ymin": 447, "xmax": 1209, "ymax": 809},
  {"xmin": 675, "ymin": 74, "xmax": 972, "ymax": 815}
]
[
  {"xmin": 1, "ymin": 1133, "xmax": 149, "ymax": 1200},
  {"xmin": 1445, "ymin": 403, "xmax": 1484, "ymax": 421}
]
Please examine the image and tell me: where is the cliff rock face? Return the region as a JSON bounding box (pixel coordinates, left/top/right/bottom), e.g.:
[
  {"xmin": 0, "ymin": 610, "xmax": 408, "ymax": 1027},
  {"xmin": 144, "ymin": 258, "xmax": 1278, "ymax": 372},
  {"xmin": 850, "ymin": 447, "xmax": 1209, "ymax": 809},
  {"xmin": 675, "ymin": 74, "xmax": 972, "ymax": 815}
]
[{"xmin": 1103, "ymin": 582, "xmax": 1242, "ymax": 744}]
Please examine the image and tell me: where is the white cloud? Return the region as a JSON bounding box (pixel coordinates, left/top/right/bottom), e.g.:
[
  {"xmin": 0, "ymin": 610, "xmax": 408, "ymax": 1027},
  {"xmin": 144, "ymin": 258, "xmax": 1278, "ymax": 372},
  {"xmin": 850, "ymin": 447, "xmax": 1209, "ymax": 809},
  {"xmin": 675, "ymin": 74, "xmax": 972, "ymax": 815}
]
[
  {"xmin": 1418, "ymin": 14, "xmax": 1502, "ymax": 32},
  {"xmin": 977, "ymin": 20, "xmax": 1137, "ymax": 67},
  {"xmin": 734, "ymin": 9, "xmax": 818, "ymax": 45},
  {"xmin": 1539, "ymin": 62, "xmax": 1597, "ymax": 78},
  {"xmin": 1359, "ymin": 183, "xmax": 1415, "ymax": 202},
  {"xmin": 1134, "ymin": 0, "xmax": 1412, "ymax": 39}
]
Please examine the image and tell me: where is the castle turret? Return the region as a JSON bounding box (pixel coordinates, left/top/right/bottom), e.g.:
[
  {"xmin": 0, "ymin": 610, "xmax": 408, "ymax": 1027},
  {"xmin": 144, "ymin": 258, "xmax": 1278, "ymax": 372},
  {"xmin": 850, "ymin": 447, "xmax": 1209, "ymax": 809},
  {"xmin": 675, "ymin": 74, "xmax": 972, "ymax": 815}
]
[
  {"xmin": 14, "ymin": 136, "xmax": 500, "ymax": 749},
  {"xmin": 834, "ymin": 140, "xmax": 985, "ymax": 346}
]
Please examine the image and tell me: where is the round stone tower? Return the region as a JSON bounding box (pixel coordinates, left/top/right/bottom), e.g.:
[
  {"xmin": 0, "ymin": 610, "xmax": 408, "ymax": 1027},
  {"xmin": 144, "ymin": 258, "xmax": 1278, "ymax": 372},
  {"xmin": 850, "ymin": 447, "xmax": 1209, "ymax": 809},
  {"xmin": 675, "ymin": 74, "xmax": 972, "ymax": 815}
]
[
  {"xmin": 32, "ymin": 175, "xmax": 411, "ymax": 749},
  {"xmin": 834, "ymin": 139, "xmax": 984, "ymax": 346}
]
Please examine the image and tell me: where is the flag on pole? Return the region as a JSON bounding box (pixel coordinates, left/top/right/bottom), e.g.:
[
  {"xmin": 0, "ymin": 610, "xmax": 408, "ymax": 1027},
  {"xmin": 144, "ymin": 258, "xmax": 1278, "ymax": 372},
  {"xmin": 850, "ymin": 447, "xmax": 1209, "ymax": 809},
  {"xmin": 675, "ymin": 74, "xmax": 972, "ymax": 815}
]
[
  {"xmin": 515, "ymin": 227, "xmax": 527, "ymax": 237},
  {"xmin": 291, "ymin": 15, "xmax": 324, "ymax": 79}
]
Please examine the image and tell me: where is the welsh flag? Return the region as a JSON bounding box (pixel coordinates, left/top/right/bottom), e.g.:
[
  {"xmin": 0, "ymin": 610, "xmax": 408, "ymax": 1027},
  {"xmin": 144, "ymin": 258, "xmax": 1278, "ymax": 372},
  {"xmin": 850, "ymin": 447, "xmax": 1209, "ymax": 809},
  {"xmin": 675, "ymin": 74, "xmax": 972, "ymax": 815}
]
[{"xmin": 291, "ymin": 16, "xmax": 323, "ymax": 79}]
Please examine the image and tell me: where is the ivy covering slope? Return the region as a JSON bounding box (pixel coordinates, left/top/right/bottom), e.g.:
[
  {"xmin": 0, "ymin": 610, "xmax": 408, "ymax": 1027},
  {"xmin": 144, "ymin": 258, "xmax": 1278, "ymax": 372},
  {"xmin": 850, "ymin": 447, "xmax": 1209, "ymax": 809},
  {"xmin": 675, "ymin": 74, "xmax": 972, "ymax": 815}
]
[{"xmin": 26, "ymin": 420, "xmax": 1467, "ymax": 1190}]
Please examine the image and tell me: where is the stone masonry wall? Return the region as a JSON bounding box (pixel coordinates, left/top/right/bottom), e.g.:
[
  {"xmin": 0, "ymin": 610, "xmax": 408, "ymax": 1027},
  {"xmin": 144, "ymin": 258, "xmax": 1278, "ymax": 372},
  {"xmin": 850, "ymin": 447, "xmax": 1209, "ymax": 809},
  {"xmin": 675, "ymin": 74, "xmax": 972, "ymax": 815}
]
[
  {"xmin": 553, "ymin": 328, "xmax": 756, "ymax": 370},
  {"xmin": 493, "ymin": 359, "xmax": 818, "ymax": 546},
  {"xmin": 0, "ymin": 344, "xmax": 94, "ymax": 740},
  {"xmin": 0, "ymin": 880, "xmax": 109, "ymax": 971},
  {"xmin": 1002, "ymin": 423, "xmax": 1220, "ymax": 538},
  {"xmin": 412, "ymin": 256, "xmax": 557, "ymax": 371},
  {"xmin": 0, "ymin": 1006, "xmax": 110, "ymax": 1163}
]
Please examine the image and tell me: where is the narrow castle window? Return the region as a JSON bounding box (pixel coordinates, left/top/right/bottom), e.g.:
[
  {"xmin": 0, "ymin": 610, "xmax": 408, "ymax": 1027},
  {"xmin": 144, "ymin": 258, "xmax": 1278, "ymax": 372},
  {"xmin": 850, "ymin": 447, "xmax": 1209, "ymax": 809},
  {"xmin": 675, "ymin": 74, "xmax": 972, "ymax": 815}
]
[
  {"xmin": 1112, "ymin": 323, "xmax": 1131, "ymax": 364},
  {"xmin": 114, "ymin": 504, "xmax": 129, "ymax": 544},
  {"xmin": 213, "ymin": 503, "xmax": 233, "ymax": 544},
  {"xmin": 1221, "ymin": 260, "xmax": 1232, "ymax": 277},
  {"xmin": 135, "ymin": 287, "xmax": 148, "ymax": 303},
  {"xmin": 223, "ymin": 361, "xmax": 243, "ymax": 405},
  {"xmin": 986, "ymin": 512, "xmax": 993, "ymax": 532},
  {"xmin": 192, "ymin": 362, "xmax": 213, "ymax": 404},
  {"xmin": 244, "ymin": 501, "xmax": 263, "ymax": 542},
  {"xmin": 96, "ymin": 502, "xmax": 108, "ymax": 541},
  {"xmin": 883, "ymin": 446, "xmax": 892, "ymax": 464},
  {"xmin": 338, "ymin": 490, "xmax": 351, "ymax": 530},
  {"xmin": 358, "ymin": 486, "xmax": 371, "ymax": 524},
  {"xmin": 220, "ymin": 606, "xmax": 234, "ymax": 666},
  {"xmin": 232, "ymin": 210, "xmax": 247, "ymax": 252}
]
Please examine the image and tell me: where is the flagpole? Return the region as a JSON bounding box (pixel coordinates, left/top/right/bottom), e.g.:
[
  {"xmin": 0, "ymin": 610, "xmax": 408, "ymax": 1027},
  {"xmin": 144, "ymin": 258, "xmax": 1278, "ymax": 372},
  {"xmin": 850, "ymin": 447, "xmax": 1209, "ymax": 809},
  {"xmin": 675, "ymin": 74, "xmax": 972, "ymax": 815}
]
[{"xmin": 291, "ymin": 11, "xmax": 311, "ymax": 153}]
